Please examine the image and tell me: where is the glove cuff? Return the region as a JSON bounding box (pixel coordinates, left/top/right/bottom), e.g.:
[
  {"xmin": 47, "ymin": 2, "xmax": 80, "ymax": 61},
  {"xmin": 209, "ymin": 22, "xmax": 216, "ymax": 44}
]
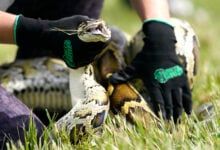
[
  {"xmin": 143, "ymin": 18, "xmax": 173, "ymax": 28},
  {"xmin": 141, "ymin": 19, "xmax": 176, "ymax": 55},
  {"xmin": 15, "ymin": 15, "xmax": 49, "ymax": 48},
  {"xmin": 13, "ymin": 15, "xmax": 22, "ymax": 44},
  {"xmin": 142, "ymin": 19, "xmax": 174, "ymax": 35}
]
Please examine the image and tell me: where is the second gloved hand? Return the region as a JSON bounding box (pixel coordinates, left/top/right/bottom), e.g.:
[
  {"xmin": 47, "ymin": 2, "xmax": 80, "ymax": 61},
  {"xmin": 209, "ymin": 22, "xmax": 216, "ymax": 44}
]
[
  {"xmin": 14, "ymin": 15, "xmax": 108, "ymax": 68},
  {"xmin": 110, "ymin": 20, "xmax": 192, "ymax": 123}
]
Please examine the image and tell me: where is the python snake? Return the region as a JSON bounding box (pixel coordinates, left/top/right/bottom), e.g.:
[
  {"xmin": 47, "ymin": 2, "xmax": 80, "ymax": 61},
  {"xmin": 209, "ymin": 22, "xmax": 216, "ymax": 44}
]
[{"xmin": 0, "ymin": 18, "xmax": 199, "ymax": 142}]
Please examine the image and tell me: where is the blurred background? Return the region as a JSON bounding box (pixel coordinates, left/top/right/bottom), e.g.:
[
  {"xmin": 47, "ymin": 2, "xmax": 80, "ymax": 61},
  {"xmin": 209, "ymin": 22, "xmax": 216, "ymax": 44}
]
[
  {"xmin": 0, "ymin": 0, "xmax": 219, "ymax": 108},
  {"xmin": 1, "ymin": 0, "xmax": 219, "ymax": 67}
]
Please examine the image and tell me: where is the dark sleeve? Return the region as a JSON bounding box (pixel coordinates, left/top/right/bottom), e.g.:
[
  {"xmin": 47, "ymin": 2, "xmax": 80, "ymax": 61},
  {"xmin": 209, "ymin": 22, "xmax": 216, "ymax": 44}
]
[
  {"xmin": 0, "ymin": 86, "xmax": 44, "ymax": 149},
  {"xmin": 7, "ymin": 0, "xmax": 104, "ymax": 19}
]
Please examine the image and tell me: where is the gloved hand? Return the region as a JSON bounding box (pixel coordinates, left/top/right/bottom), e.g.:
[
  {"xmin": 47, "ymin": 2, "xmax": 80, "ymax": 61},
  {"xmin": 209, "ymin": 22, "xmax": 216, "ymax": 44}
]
[
  {"xmin": 14, "ymin": 15, "xmax": 107, "ymax": 68},
  {"xmin": 109, "ymin": 20, "xmax": 192, "ymax": 123}
]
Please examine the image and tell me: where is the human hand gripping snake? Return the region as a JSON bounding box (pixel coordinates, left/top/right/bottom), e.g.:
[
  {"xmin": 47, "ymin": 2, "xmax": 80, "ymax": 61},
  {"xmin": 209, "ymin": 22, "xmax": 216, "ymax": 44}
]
[{"xmin": 0, "ymin": 18, "xmax": 200, "ymax": 143}]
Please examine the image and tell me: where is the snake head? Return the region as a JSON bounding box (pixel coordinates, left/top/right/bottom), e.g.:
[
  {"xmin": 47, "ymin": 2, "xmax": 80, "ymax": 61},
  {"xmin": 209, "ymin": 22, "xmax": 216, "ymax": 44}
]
[{"xmin": 77, "ymin": 20, "xmax": 111, "ymax": 42}]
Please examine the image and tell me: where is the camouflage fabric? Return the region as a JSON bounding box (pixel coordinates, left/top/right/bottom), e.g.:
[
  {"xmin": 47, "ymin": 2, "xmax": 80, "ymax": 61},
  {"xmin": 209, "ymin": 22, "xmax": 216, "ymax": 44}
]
[{"xmin": 0, "ymin": 86, "xmax": 44, "ymax": 149}]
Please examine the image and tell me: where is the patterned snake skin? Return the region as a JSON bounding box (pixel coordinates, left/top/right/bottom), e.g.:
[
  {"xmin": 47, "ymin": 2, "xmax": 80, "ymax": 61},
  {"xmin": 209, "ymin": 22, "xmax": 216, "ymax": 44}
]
[{"xmin": 0, "ymin": 18, "xmax": 200, "ymax": 142}]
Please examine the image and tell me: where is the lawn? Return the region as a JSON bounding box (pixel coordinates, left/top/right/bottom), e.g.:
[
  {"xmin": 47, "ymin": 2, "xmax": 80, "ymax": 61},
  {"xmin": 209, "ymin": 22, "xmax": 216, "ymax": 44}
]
[{"xmin": 1, "ymin": 0, "xmax": 220, "ymax": 149}]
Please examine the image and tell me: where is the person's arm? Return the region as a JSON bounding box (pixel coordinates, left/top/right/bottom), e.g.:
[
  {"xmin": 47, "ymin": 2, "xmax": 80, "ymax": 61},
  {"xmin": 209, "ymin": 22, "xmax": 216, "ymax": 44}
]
[
  {"xmin": 0, "ymin": 11, "xmax": 16, "ymax": 43},
  {"xmin": 130, "ymin": 0, "xmax": 170, "ymax": 21},
  {"xmin": 0, "ymin": 11, "xmax": 108, "ymax": 69}
]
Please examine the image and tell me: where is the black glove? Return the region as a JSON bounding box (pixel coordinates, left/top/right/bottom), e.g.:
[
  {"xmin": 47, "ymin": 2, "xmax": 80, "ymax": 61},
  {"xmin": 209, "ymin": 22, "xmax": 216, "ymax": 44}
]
[
  {"xmin": 14, "ymin": 15, "xmax": 107, "ymax": 68},
  {"xmin": 109, "ymin": 20, "xmax": 192, "ymax": 122}
]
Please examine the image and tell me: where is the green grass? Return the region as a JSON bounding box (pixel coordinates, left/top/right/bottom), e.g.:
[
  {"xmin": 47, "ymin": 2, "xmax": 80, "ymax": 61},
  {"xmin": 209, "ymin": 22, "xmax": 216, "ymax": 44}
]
[
  {"xmin": 101, "ymin": 0, "xmax": 141, "ymax": 35},
  {"xmin": 6, "ymin": 111, "xmax": 220, "ymax": 150},
  {"xmin": 0, "ymin": 44, "xmax": 17, "ymax": 64},
  {"xmin": 2, "ymin": 0, "xmax": 220, "ymax": 149}
]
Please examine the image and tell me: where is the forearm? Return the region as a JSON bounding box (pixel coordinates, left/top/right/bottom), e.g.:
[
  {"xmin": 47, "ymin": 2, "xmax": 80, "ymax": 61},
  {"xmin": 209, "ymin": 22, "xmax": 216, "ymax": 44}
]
[
  {"xmin": 130, "ymin": 0, "xmax": 170, "ymax": 21},
  {"xmin": 0, "ymin": 11, "xmax": 16, "ymax": 44}
]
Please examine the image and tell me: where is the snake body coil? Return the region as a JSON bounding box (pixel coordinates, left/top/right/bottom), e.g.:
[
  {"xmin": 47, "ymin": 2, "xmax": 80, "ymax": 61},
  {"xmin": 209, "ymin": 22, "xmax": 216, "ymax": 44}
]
[
  {"xmin": 0, "ymin": 18, "xmax": 200, "ymax": 142},
  {"xmin": 55, "ymin": 65, "xmax": 109, "ymax": 142}
]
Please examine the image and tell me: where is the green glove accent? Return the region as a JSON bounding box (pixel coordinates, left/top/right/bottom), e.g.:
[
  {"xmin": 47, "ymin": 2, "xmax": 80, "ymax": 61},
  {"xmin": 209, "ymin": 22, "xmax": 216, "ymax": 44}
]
[
  {"xmin": 13, "ymin": 15, "xmax": 22, "ymax": 44},
  {"xmin": 63, "ymin": 40, "xmax": 75, "ymax": 68},
  {"xmin": 144, "ymin": 18, "xmax": 174, "ymax": 28},
  {"xmin": 154, "ymin": 65, "xmax": 183, "ymax": 83}
]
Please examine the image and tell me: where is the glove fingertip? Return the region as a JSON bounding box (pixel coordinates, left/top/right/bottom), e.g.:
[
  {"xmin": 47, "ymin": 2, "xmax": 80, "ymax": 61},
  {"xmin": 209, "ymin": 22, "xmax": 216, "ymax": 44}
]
[
  {"xmin": 109, "ymin": 73, "xmax": 125, "ymax": 84},
  {"xmin": 109, "ymin": 66, "xmax": 136, "ymax": 84}
]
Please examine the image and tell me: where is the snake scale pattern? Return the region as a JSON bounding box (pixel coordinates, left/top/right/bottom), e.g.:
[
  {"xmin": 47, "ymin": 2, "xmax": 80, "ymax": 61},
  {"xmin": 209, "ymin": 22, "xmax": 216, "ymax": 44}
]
[{"xmin": 0, "ymin": 18, "xmax": 200, "ymax": 142}]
